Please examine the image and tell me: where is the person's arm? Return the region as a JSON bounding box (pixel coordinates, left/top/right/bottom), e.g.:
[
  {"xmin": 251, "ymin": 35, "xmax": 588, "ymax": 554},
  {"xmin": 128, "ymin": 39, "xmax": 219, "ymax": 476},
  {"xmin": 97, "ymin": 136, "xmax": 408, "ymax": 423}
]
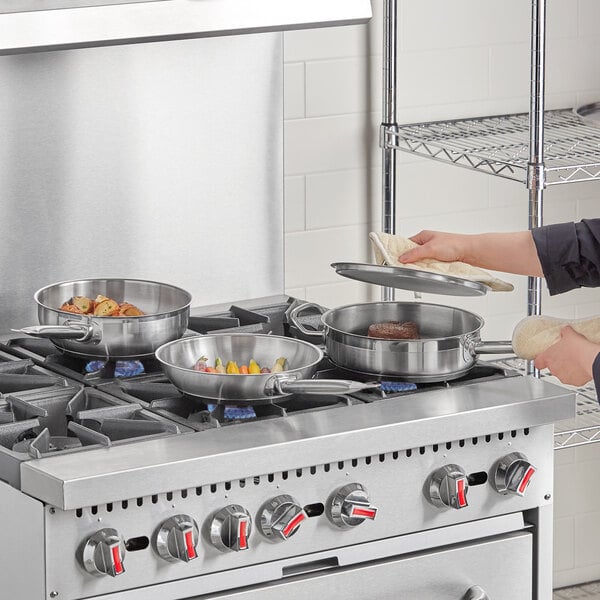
[{"xmin": 398, "ymin": 230, "xmax": 544, "ymax": 277}]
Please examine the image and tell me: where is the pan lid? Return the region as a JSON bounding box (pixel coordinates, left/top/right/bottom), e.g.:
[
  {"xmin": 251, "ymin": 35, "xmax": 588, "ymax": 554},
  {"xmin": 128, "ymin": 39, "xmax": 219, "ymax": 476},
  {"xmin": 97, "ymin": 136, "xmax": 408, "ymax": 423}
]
[{"xmin": 330, "ymin": 262, "xmax": 488, "ymax": 297}]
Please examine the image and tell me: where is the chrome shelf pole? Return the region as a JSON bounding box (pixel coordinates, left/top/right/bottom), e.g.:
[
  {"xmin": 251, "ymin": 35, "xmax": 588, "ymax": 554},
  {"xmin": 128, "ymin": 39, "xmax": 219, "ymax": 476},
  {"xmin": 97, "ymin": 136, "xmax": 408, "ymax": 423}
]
[{"xmin": 381, "ymin": 0, "xmax": 397, "ymax": 301}]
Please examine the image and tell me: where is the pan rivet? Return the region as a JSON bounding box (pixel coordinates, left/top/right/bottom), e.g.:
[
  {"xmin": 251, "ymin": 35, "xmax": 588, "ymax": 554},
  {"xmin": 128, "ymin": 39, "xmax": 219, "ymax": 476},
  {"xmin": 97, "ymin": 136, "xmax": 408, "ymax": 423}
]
[
  {"xmin": 544, "ymin": 494, "xmax": 551, "ymax": 500},
  {"xmin": 49, "ymin": 508, "xmax": 55, "ymax": 514},
  {"xmin": 50, "ymin": 592, "xmax": 59, "ymax": 598}
]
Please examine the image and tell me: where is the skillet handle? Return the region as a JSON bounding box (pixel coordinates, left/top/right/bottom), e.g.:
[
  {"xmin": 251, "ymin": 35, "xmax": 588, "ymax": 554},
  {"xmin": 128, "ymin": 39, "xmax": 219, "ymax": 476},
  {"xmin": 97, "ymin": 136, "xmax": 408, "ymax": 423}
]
[
  {"xmin": 12, "ymin": 322, "xmax": 96, "ymax": 342},
  {"xmin": 270, "ymin": 377, "xmax": 379, "ymax": 396},
  {"xmin": 287, "ymin": 303, "xmax": 326, "ymax": 339},
  {"xmin": 472, "ymin": 340, "xmax": 514, "ymax": 355}
]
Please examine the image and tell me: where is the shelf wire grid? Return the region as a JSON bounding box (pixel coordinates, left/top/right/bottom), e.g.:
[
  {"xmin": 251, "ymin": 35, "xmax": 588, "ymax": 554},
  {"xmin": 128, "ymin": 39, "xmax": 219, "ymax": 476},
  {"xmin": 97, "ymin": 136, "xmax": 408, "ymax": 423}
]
[
  {"xmin": 384, "ymin": 109, "xmax": 600, "ymax": 185},
  {"xmin": 489, "ymin": 358, "xmax": 600, "ymax": 449}
]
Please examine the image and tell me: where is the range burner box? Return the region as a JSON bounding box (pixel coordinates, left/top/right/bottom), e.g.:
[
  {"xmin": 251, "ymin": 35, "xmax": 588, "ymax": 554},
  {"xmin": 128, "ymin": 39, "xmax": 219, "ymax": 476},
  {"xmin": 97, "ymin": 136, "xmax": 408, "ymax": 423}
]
[{"xmin": 0, "ymin": 332, "xmax": 575, "ymax": 600}]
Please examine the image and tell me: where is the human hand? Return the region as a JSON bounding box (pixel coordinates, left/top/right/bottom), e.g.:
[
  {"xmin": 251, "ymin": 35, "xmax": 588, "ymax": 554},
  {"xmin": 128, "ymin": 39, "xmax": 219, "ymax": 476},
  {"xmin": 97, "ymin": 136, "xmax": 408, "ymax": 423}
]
[
  {"xmin": 398, "ymin": 230, "xmax": 473, "ymax": 264},
  {"xmin": 534, "ymin": 326, "xmax": 600, "ymax": 386}
]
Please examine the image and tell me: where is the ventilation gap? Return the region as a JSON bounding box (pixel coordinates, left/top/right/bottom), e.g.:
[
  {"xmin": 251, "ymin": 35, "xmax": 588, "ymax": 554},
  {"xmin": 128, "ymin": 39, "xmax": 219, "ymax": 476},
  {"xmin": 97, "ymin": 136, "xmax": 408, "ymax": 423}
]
[
  {"xmin": 485, "ymin": 435, "xmax": 491, "ymax": 443},
  {"xmin": 136, "ymin": 497, "xmax": 143, "ymax": 507},
  {"xmin": 268, "ymin": 473, "xmax": 274, "ymax": 482},
  {"xmin": 224, "ymin": 481, "xmax": 231, "ymax": 491},
  {"xmin": 91, "ymin": 506, "xmax": 98, "ymax": 515},
  {"xmin": 472, "ymin": 437, "xmax": 478, "ymax": 445},
  {"xmin": 122, "ymin": 500, "xmax": 129, "ymax": 510},
  {"xmin": 152, "ymin": 495, "xmax": 158, "ymax": 504},
  {"xmin": 432, "ymin": 444, "xmax": 438, "ymax": 453},
  {"xmin": 181, "ymin": 489, "xmax": 188, "ymax": 498},
  {"xmin": 378, "ymin": 454, "xmax": 385, "ymax": 463},
  {"xmin": 296, "ymin": 469, "xmax": 303, "ymax": 477},
  {"xmin": 498, "ymin": 432, "xmax": 504, "ymax": 440},
  {"xmin": 459, "ymin": 439, "xmax": 465, "ymax": 447},
  {"xmin": 365, "ymin": 456, "xmax": 371, "ymax": 465},
  {"xmin": 76, "ymin": 508, "xmax": 83, "ymax": 518},
  {"xmin": 282, "ymin": 471, "xmax": 289, "ymax": 480},
  {"xmin": 166, "ymin": 492, "xmax": 173, "ymax": 501},
  {"xmin": 310, "ymin": 466, "xmax": 317, "ymax": 474},
  {"xmin": 351, "ymin": 459, "xmax": 358, "ymax": 467},
  {"xmin": 406, "ymin": 449, "xmax": 412, "ymax": 458},
  {"xmin": 106, "ymin": 503, "xmax": 113, "ymax": 512},
  {"xmin": 210, "ymin": 484, "xmax": 217, "ymax": 493},
  {"xmin": 324, "ymin": 464, "xmax": 331, "ymax": 472},
  {"xmin": 524, "ymin": 427, "xmax": 530, "ymax": 435},
  {"xmin": 511, "ymin": 430, "xmax": 517, "ymax": 438},
  {"xmin": 419, "ymin": 447, "xmax": 425, "ymax": 455},
  {"xmin": 253, "ymin": 476, "xmax": 260, "ymax": 485},
  {"xmin": 392, "ymin": 451, "xmax": 398, "ymax": 460},
  {"xmin": 446, "ymin": 442, "xmax": 452, "ymax": 450},
  {"xmin": 338, "ymin": 461, "xmax": 345, "ymax": 470},
  {"xmin": 239, "ymin": 479, "xmax": 246, "ymax": 488},
  {"xmin": 196, "ymin": 487, "xmax": 202, "ymax": 496}
]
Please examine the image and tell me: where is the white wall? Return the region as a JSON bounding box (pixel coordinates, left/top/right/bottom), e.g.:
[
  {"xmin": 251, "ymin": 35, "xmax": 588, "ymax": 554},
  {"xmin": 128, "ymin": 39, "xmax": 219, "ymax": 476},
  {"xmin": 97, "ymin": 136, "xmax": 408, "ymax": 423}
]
[{"xmin": 283, "ymin": 0, "xmax": 600, "ymax": 589}]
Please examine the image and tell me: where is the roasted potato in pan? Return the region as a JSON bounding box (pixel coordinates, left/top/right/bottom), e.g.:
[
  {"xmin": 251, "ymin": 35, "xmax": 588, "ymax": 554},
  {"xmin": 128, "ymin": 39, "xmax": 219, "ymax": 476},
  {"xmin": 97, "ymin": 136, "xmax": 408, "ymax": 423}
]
[{"xmin": 59, "ymin": 295, "xmax": 144, "ymax": 317}]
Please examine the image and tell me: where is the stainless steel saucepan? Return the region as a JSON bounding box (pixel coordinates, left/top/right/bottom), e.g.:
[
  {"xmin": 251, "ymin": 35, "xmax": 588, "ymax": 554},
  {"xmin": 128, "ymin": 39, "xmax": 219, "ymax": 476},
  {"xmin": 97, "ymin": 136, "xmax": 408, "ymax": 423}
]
[
  {"xmin": 289, "ymin": 301, "xmax": 513, "ymax": 383},
  {"xmin": 14, "ymin": 278, "xmax": 192, "ymax": 360},
  {"xmin": 155, "ymin": 333, "xmax": 377, "ymax": 405}
]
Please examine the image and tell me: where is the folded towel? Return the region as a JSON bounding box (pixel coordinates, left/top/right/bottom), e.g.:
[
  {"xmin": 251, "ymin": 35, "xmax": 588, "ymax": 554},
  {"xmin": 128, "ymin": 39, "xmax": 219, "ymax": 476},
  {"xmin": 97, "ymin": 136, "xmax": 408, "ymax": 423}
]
[{"xmin": 369, "ymin": 231, "xmax": 514, "ymax": 293}]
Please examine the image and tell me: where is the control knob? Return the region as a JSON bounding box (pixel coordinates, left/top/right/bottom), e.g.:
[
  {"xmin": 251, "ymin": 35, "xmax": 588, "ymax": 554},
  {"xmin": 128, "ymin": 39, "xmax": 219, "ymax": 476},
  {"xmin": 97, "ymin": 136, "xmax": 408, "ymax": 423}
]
[
  {"xmin": 326, "ymin": 483, "xmax": 377, "ymax": 529},
  {"xmin": 258, "ymin": 494, "xmax": 307, "ymax": 542},
  {"xmin": 492, "ymin": 452, "xmax": 536, "ymax": 496},
  {"xmin": 208, "ymin": 504, "xmax": 252, "ymax": 552},
  {"xmin": 426, "ymin": 464, "xmax": 469, "ymax": 509},
  {"xmin": 81, "ymin": 528, "xmax": 126, "ymax": 577},
  {"xmin": 155, "ymin": 514, "xmax": 199, "ymax": 562}
]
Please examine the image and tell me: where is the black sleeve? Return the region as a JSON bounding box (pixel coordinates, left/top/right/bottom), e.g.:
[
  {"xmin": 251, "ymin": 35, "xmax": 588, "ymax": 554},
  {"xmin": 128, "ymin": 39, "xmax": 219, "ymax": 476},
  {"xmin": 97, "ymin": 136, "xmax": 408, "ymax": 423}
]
[
  {"xmin": 593, "ymin": 353, "xmax": 600, "ymax": 392},
  {"xmin": 531, "ymin": 218, "xmax": 600, "ymax": 295}
]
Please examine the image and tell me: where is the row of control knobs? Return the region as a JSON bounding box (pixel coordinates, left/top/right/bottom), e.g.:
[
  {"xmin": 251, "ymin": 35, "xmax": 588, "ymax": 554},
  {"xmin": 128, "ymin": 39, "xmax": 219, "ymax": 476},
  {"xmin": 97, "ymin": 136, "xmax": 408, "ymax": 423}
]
[
  {"xmin": 81, "ymin": 452, "xmax": 535, "ymax": 577},
  {"xmin": 81, "ymin": 483, "xmax": 376, "ymax": 577},
  {"xmin": 428, "ymin": 452, "xmax": 536, "ymax": 509}
]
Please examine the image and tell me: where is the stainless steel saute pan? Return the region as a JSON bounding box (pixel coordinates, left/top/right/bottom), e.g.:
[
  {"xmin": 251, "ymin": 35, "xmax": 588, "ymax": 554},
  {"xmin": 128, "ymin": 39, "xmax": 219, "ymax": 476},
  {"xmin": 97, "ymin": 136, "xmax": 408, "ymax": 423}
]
[
  {"xmin": 14, "ymin": 278, "xmax": 192, "ymax": 360},
  {"xmin": 289, "ymin": 301, "xmax": 513, "ymax": 383},
  {"xmin": 155, "ymin": 333, "xmax": 376, "ymax": 405}
]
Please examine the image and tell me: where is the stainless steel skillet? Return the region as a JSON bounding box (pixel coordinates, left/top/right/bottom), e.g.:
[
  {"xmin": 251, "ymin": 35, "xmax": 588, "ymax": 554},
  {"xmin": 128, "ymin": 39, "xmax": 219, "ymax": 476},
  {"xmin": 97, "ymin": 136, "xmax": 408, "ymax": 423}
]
[{"xmin": 155, "ymin": 333, "xmax": 376, "ymax": 405}]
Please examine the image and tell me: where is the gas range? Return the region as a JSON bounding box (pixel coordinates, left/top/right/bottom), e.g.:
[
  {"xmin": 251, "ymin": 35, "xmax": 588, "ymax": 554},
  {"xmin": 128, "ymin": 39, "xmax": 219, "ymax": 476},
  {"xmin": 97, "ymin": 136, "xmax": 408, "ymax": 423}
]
[{"xmin": 0, "ymin": 296, "xmax": 576, "ymax": 600}]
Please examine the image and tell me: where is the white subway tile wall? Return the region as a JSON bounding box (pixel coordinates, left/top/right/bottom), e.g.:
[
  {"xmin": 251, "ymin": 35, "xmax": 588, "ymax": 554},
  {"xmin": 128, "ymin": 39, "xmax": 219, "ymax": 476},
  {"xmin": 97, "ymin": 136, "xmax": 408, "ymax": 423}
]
[{"xmin": 283, "ymin": 0, "xmax": 600, "ymax": 589}]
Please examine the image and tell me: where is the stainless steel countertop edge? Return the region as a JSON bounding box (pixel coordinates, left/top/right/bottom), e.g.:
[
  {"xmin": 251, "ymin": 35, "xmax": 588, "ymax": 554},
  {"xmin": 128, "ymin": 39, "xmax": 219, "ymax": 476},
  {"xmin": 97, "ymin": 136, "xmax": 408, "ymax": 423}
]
[{"xmin": 19, "ymin": 376, "xmax": 575, "ymax": 510}]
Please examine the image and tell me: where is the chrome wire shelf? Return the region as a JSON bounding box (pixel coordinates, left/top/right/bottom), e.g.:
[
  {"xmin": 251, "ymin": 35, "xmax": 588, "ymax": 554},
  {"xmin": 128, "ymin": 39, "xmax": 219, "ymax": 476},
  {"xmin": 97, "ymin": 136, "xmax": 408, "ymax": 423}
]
[
  {"xmin": 382, "ymin": 109, "xmax": 600, "ymax": 185},
  {"xmin": 554, "ymin": 391, "xmax": 600, "ymax": 449},
  {"xmin": 489, "ymin": 358, "xmax": 599, "ymax": 449}
]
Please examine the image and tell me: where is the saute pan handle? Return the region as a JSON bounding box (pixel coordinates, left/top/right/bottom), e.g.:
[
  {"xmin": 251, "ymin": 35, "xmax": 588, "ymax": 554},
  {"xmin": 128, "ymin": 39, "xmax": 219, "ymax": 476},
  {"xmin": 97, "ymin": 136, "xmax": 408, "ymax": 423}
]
[
  {"xmin": 267, "ymin": 376, "xmax": 379, "ymax": 396},
  {"xmin": 287, "ymin": 302, "xmax": 326, "ymax": 339},
  {"xmin": 472, "ymin": 340, "xmax": 514, "ymax": 355},
  {"xmin": 12, "ymin": 322, "xmax": 96, "ymax": 342}
]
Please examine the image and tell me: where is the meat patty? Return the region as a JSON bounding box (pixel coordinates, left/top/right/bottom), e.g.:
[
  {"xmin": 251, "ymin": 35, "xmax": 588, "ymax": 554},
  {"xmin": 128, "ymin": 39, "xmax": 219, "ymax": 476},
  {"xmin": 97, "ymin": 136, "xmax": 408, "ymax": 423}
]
[{"xmin": 367, "ymin": 321, "xmax": 420, "ymax": 340}]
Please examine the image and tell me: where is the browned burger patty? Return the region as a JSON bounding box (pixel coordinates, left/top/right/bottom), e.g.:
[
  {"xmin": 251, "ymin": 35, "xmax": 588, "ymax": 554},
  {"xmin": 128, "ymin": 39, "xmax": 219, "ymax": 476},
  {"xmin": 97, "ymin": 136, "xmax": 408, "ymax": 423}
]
[{"xmin": 367, "ymin": 321, "xmax": 420, "ymax": 340}]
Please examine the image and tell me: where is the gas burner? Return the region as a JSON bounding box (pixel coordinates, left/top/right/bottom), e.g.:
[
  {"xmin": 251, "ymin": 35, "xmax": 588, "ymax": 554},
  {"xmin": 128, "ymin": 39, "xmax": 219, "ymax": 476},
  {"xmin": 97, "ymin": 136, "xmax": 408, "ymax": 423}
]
[{"xmin": 85, "ymin": 360, "xmax": 146, "ymax": 378}]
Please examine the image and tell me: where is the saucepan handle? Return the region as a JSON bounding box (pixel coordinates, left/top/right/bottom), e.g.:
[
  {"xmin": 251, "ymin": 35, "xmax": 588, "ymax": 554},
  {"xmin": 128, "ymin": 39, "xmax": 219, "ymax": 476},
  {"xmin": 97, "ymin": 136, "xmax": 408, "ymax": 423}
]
[
  {"xmin": 473, "ymin": 340, "xmax": 514, "ymax": 355},
  {"xmin": 12, "ymin": 321, "xmax": 96, "ymax": 342},
  {"xmin": 266, "ymin": 375, "xmax": 379, "ymax": 396},
  {"xmin": 287, "ymin": 302, "xmax": 326, "ymax": 339}
]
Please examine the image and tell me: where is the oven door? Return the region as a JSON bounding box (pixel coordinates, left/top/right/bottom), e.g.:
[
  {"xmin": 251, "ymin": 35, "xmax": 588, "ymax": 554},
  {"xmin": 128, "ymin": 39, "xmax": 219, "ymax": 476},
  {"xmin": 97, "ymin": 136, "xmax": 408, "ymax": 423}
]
[{"xmin": 200, "ymin": 531, "xmax": 532, "ymax": 600}]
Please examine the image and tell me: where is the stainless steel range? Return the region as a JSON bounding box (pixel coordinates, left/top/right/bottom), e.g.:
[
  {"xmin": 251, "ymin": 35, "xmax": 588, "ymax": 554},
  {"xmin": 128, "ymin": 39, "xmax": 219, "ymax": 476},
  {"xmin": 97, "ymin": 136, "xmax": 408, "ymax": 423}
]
[{"xmin": 0, "ymin": 295, "xmax": 575, "ymax": 600}]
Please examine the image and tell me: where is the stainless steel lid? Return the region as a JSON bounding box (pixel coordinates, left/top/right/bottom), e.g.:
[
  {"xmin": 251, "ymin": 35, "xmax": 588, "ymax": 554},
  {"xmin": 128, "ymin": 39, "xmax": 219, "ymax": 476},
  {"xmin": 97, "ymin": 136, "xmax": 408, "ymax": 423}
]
[{"xmin": 331, "ymin": 262, "xmax": 488, "ymax": 296}]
